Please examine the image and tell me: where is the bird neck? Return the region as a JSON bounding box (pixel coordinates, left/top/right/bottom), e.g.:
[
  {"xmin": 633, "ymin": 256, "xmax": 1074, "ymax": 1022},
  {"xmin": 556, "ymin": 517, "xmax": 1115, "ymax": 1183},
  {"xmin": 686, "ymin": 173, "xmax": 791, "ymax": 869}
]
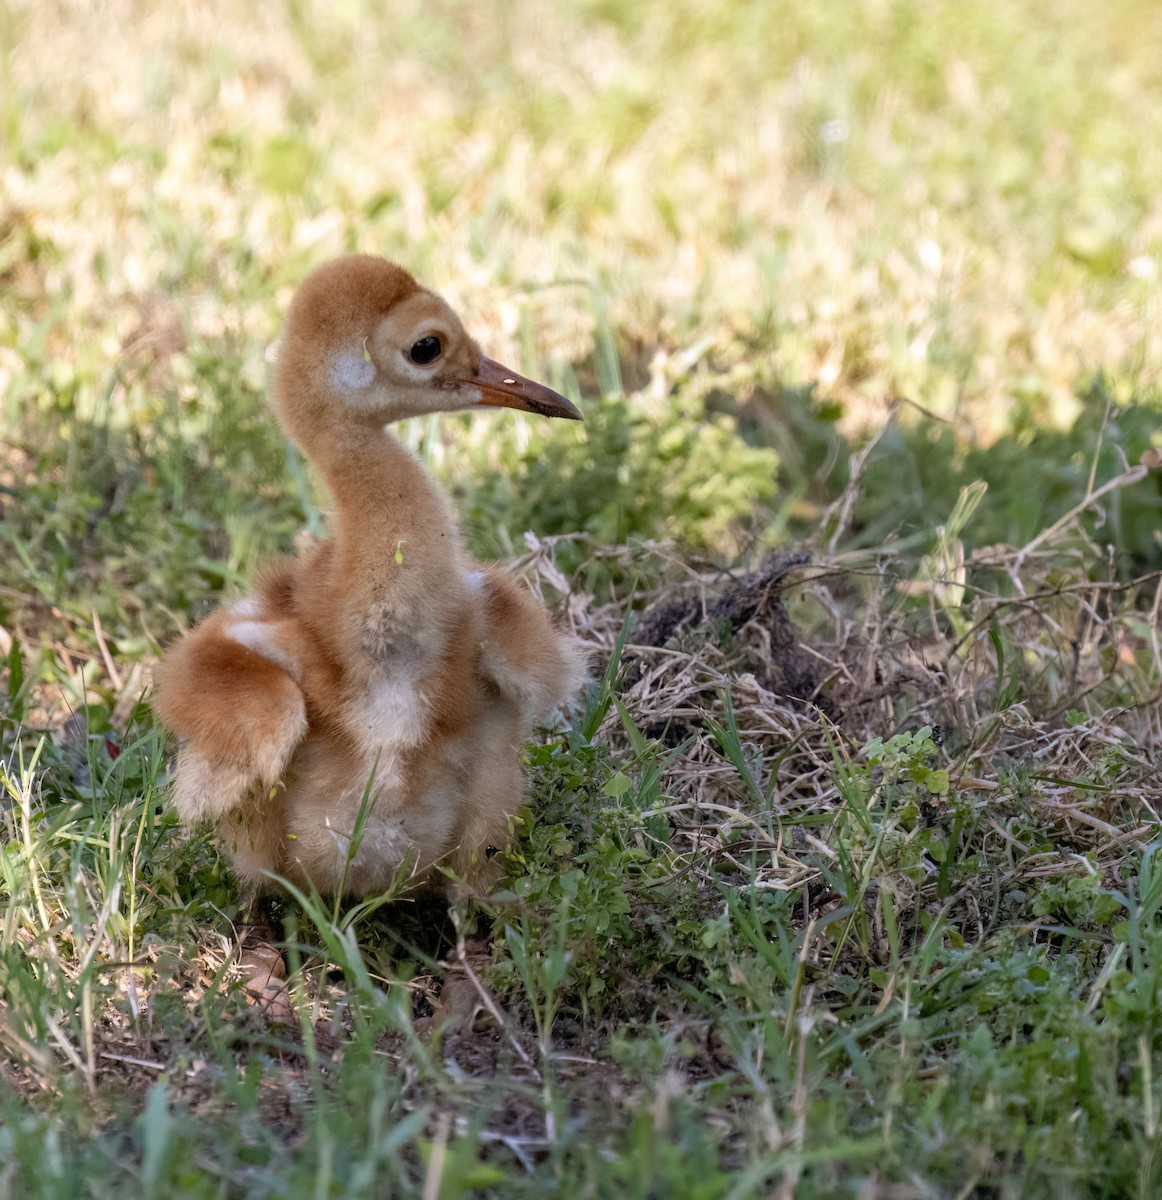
[{"xmin": 305, "ymin": 422, "xmax": 461, "ymax": 582}]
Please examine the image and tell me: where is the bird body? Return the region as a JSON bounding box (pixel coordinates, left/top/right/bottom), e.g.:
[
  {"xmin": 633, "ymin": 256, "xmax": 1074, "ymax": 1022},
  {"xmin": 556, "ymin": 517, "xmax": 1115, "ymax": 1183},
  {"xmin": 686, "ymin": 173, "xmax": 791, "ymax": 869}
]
[{"xmin": 154, "ymin": 256, "xmax": 584, "ymax": 898}]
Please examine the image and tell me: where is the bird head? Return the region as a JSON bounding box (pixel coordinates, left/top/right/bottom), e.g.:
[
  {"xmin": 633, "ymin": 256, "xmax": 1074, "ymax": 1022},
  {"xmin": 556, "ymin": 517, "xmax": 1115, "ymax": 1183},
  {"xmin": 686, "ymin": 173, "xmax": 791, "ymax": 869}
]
[{"xmin": 275, "ymin": 256, "xmax": 581, "ymax": 442}]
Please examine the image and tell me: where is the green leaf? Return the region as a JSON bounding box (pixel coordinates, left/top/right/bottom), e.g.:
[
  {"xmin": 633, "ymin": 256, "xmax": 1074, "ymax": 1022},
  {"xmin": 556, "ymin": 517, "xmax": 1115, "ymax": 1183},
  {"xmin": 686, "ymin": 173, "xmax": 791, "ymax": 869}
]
[
  {"xmin": 457, "ymin": 1165, "xmax": 509, "ymax": 1188},
  {"xmin": 6, "ymin": 635, "xmax": 23, "ymax": 720},
  {"xmin": 602, "ymin": 772, "xmax": 632, "ymax": 799},
  {"xmin": 139, "ymin": 1083, "xmax": 173, "ymax": 1189}
]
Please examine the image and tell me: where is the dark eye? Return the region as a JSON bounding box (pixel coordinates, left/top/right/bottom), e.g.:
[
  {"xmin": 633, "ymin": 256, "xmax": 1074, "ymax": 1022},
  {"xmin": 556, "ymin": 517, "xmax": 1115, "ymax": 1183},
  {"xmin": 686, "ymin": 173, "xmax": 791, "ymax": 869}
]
[{"xmin": 408, "ymin": 335, "xmax": 443, "ymax": 365}]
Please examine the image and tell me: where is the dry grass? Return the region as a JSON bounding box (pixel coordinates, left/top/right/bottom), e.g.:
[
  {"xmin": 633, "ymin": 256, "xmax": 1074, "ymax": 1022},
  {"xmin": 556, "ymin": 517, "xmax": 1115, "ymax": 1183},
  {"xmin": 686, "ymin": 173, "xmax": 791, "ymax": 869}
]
[
  {"xmin": 524, "ymin": 471, "xmax": 1161, "ymax": 918},
  {"xmin": 4, "ymin": 0, "xmax": 1162, "ymax": 445},
  {"xmin": 4, "ymin": 1, "xmax": 1162, "ymax": 1194}
]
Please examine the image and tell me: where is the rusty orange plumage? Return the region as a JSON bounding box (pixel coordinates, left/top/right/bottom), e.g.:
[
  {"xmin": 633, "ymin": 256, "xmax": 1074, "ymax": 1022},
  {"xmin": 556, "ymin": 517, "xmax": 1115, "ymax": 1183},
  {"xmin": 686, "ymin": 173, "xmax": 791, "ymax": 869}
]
[{"xmin": 153, "ymin": 256, "xmax": 585, "ymax": 898}]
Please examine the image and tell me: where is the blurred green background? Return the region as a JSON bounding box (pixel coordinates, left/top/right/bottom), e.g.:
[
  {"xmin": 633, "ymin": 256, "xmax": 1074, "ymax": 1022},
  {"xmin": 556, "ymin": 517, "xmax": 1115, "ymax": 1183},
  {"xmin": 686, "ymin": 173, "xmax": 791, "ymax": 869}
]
[{"xmin": 2, "ymin": 0, "xmax": 1160, "ymax": 630}]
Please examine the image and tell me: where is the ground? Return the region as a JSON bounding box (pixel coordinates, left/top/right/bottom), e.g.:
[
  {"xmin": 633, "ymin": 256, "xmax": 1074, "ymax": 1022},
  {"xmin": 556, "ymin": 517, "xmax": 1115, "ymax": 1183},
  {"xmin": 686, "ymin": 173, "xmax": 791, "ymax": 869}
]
[{"xmin": 2, "ymin": 0, "xmax": 1162, "ymax": 1196}]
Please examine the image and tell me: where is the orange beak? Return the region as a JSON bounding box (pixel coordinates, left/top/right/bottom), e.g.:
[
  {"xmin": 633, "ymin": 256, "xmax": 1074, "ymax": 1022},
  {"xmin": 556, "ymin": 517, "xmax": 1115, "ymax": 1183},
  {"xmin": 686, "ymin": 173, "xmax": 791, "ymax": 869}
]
[{"xmin": 466, "ymin": 356, "xmax": 583, "ymax": 420}]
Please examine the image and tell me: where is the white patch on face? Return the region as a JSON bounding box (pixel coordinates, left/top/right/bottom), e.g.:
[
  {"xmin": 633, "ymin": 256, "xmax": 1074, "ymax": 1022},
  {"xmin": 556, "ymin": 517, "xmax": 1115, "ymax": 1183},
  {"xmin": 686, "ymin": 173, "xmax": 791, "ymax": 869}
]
[
  {"xmin": 464, "ymin": 569, "xmax": 486, "ymax": 594},
  {"xmin": 227, "ymin": 620, "xmax": 302, "ymax": 679},
  {"xmin": 329, "ymin": 349, "xmax": 376, "ymax": 393}
]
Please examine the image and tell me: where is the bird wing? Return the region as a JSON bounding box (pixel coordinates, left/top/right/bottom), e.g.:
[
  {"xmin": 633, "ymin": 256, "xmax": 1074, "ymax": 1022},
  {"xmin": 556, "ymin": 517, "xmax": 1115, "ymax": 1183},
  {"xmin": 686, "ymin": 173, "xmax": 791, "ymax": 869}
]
[
  {"xmin": 471, "ymin": 566, "xmax": 586, "ymax": 722},
  {"xmin": 153, "ymin": 608, "xmax": 309, "ymax": 824}
]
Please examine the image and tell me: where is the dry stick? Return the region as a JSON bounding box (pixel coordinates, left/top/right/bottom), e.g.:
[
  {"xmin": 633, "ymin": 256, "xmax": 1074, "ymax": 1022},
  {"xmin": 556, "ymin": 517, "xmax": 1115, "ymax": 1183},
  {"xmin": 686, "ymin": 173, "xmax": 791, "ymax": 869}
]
[
  {"xmin": 91, "ymin": 609, "xmax": 123, "ymax": 692},
  {"xmin": 0, "ymin": 1011, "xmax": 55, "ymax": 1080},
  {"xmin": 99, "ymin": 1051, "xmax": 166, "ymax": 1071},
  {"xmin": 420, "ymin": 1112, "xmax": 452, "ymax": 1200},
  {"xmin": 775, "ymin": 1020, "xmax": 812, "ymax": 1200},
  {"xmin": 945, "ymin": 571, "xmax": 1162, "ymax": 664},
  {"xmin": 1013, "ymin": 465, "xmax": 1149, "ymax": 576},
  {"xmin": 452, "ymin": 938, "xmax": 534, "ymax": 1069},
  {"xmin": 823, "ymin": 409, "xmax": 897, "ymax": 557}
]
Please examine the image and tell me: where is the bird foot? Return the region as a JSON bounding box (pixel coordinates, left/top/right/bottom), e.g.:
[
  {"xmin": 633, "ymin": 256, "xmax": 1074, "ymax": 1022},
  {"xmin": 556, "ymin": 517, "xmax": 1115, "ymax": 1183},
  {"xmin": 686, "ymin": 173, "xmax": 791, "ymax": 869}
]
[
  {"xmin": 415, "ymin": 973, "xmax": 478, "ymax": 1038},
  {"xmin": 415, "ymin": 934, "xmax": 494, "ymax": 1038},
  {"xmin": 236, "ymin": 919, "xmax": 293, "ymax": 1024}
]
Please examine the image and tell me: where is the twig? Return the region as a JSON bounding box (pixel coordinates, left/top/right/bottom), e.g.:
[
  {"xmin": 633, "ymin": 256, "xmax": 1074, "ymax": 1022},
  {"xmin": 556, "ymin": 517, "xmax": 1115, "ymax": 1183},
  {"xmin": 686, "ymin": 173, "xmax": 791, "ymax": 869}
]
[
  {"xmin": 91, "ymin": 609, "xmax": 124, "ymax": 692},
  {"xmin": 454, "ymin": 939, "xmax": 534, "ymax": 1069},
  {"xmin": 421, "ymin": 1113, "xmax": 451, "ymax": 1200},
  {"xmin": 1014, "ymin": 466, "xmax": 1148, "ymax": 570}
]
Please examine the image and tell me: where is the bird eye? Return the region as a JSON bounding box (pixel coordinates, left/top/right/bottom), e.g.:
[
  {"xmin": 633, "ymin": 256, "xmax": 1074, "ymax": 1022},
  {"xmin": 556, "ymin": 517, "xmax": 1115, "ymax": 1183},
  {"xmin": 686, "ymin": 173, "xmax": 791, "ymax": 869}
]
[{"xmin": 408, "ymin": 335, "xmax": 443, "ymax": 365}]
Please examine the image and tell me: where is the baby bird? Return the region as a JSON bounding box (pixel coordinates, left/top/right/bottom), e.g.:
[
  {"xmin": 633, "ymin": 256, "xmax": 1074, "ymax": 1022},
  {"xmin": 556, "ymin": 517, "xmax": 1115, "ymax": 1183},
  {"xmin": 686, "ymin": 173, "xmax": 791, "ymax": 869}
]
[{"xmin": 153, "ymin": 256, "xmax": 585, "ymax": 900}]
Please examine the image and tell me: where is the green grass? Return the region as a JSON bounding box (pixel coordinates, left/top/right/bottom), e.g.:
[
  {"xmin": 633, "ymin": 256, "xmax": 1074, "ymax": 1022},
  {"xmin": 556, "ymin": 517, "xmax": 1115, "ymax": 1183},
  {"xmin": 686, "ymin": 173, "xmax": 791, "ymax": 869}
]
[{"xmin": 2, "ymin": 0, "xmax": 1162, "ymax": 1195}]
